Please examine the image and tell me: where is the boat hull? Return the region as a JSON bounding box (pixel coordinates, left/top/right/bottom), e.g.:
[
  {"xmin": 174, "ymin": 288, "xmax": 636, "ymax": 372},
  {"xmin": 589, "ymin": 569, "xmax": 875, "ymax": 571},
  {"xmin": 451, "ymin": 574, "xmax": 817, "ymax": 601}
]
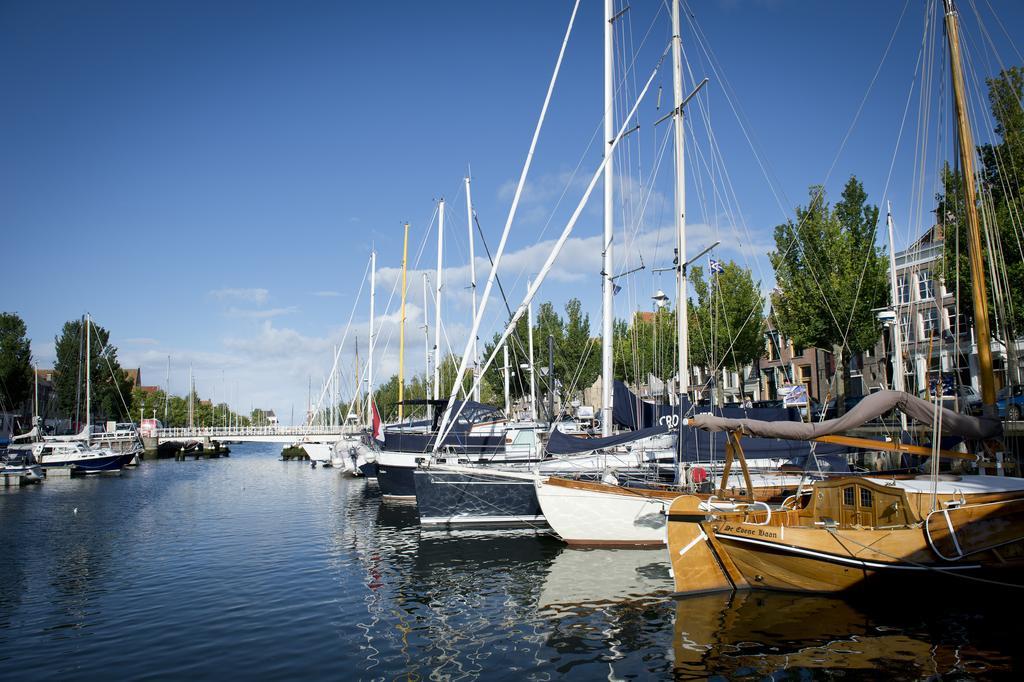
[
  {"xmin": 375, "ymin": 451, "xmax": 423, "ymax": 499},
  {"xmin": 534, "ymin": 478, "xmax": 671, "ymax": 547},
  {"xmin": 41, "ymin": 451, "xmax": 136, "ymax": 473},
  {"xmin": 414, "ymin": 466, "xmax": 545, "ymax": 528}
]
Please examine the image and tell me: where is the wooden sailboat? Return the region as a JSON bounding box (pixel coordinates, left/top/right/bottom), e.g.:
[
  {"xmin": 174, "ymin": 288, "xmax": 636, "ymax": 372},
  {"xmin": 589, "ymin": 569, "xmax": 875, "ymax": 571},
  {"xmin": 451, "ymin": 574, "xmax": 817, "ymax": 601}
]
[{"xmin": 667, "ymin": 0, "xmax": 1024, "ymax": 594}]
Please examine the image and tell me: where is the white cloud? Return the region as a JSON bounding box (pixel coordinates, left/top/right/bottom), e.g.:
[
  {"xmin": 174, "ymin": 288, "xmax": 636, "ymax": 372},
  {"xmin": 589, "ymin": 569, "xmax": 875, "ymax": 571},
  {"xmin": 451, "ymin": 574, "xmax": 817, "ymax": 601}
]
[
  {"xmin": 208, "ymin": 288, "xmax": 269, "ymax": 304},
  {"xmin": 311, "ymin": 290, "xmax": 343, "ymax": 298},
  {"xmin": 227, "ymin": 306, "xmax": 299, "ymax": 319},
  {"xmin": 121, "ymin": 337, "xmax": 160, "ymax": 346}
]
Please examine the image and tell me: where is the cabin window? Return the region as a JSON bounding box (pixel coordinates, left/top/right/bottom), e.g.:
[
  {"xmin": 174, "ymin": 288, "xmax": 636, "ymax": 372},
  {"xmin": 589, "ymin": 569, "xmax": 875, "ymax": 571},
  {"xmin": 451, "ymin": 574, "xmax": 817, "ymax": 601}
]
[
  {"xmin": 512, "ymin": 430, "xmax": 536, "ymax": 445},
  {"xmin": 843, "ymin": 487, "xmax": 855, "ymax": 506},
  {"xmin": 860, "ymin": 487, "xmax": 873, "ymax": 508}
]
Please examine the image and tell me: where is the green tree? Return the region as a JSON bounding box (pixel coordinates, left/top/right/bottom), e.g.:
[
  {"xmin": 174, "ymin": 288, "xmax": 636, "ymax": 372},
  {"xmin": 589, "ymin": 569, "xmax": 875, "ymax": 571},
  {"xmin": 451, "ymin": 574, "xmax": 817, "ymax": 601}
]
[
  {"xmin": 689, "ymin": 261, "xmax": 765, "ymax": 401},
  {"xmin": 612, "ymin": 308, "xmax": 677, "ymax": 394},
  {"xmin": 770, "ymin": 177, "xmax": 888, "ymax": 407},
  {"xmin": 0, "ymin": 312, "xmax": 33, "ymax": 413},
  {"xmin": 53, "ymin": 318, "xmax": 134, "ymax": 425}
]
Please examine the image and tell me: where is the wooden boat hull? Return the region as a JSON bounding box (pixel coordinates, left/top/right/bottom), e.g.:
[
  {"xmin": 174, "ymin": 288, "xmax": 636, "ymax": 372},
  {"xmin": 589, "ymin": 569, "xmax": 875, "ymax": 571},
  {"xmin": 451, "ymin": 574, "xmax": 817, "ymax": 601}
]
[{"xmin": 669, "ymin": 494, "xmax": 1024, "ymax": 593}]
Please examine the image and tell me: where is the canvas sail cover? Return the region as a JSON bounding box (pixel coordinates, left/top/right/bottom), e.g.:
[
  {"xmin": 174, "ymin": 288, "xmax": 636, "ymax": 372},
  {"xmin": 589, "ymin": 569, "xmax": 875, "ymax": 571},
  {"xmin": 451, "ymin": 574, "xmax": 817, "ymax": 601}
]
[
  {"xmin": 546, "ymin": 424, "xmax": 669, "ymax": 455},
  {"xmin": 687, "ymin": 389, "xmax": 1001, "ymax": 441},
  {"xmin": 609, "ymin": 381, "xmax": 849, "ymax": 467}
]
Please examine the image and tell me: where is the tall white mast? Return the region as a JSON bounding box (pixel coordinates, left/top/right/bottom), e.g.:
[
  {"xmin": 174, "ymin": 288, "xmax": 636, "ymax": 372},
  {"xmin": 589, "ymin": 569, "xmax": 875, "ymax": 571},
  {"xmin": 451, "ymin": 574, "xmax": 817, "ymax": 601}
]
[
  {"xmin": 85, "ymin": 313, "xmax": 91, "ymax": 437},
  {"xmin": 600, "ymin": 0, "xmax": 615, "ymax": 437},
  {"xmin": 433, "ymin": 199, "xmax": 444, "ymax": 401},
  {"xmin": 466, "ymin": 174, "xmax": 480, "ymax": 401},
  {"xmin": 423, "ymin": 272, "xmax": 431, "ymax": 414},
  {"xmin": 528, "ymin": 277, "xmax": 537, "ymax": 421},
  {"xmin": 503, "ymin": 344, "xmax": 511, "ymax": 416},
  {"xmin": 672, "ymin": 0, "xmax": 689, "ymax": 403},
  {"xmin": 886, "ymin": 202, "xmax": 908, "ymax": 432},
  {"xmin": 188, "ymin": 363, "xmax": 194, "ymax": 429},
  {"xmin": 164, "ymin": 355, "xmax": 170, "ymax": 422},
  {"xmin": 367, "ymin": 250, "xmax": 376, "ymax": 427}
]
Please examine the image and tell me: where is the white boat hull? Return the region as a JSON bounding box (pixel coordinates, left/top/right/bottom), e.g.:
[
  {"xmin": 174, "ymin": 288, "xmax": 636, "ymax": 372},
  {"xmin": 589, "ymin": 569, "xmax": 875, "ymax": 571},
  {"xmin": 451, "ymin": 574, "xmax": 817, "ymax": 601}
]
[{"xmin": 534, "ymin": 478, "xmax": 669, "ymax": 547}]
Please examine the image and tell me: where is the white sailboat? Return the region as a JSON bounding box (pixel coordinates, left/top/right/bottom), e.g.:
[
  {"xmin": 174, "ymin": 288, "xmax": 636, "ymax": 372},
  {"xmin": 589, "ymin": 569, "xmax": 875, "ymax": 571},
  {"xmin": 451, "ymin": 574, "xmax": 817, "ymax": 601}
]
[{"xmin": 17, "ymin": 314, "xmax": 137, "ymax": 473}]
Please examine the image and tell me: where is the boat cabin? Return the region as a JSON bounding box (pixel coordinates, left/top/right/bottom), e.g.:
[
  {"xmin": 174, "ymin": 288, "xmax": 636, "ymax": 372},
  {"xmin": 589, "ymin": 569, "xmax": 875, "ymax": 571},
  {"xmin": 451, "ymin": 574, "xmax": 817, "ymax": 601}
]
[{"xmin": 798, "ymin": 477, "xmax": 921, "ymax": 528}]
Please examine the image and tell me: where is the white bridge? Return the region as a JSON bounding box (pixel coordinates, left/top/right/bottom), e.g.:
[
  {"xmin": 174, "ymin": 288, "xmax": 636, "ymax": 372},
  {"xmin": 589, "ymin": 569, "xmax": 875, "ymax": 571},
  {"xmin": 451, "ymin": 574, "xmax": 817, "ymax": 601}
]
[{"xmin": 153, "ymin": 425, "xmax": 351, "ymax": 444}]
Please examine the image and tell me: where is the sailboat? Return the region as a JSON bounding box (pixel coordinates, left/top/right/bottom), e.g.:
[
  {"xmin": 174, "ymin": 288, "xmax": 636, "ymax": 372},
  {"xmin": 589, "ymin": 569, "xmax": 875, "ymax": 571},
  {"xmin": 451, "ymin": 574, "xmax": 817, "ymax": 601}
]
[
  {"xmin": 666, "ymin": 0, "xmax": 1024, "ymax": 594},
  {"xmin": 12, "ymin": 314, "xmax": 137, "ymax": 473}
]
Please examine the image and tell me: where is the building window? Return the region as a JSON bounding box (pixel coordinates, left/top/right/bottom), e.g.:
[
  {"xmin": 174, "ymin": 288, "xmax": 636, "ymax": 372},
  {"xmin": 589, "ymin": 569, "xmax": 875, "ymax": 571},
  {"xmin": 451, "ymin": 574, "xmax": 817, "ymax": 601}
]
[
  {"xmin": 921, "ymin": 307, "xmax": 940, "ymax": 337},
  {"xmin": 945, "ymin": 305, "xmax": 962, "ymax": 334},
  {"xmin": 843, "ymin": 487, "xmax": 855, "ymax": 506},
  {"xmin": 897, "ymin": 274, "xmax": 911, "ymax": 304},
  {"xmin": 918, "ymin": 269, "xmax": 935, "ymax": 300},
  {"xmin": 900, "ymin": 313, "xmax": 914, "ymax": 343}
]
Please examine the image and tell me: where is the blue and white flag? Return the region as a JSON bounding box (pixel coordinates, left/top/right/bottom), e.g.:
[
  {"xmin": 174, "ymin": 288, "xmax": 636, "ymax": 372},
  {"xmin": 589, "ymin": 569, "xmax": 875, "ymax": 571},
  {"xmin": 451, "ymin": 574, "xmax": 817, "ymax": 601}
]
[{"xmin": 709, "ymin": 258, "xmax": 724, "ymax": 274}]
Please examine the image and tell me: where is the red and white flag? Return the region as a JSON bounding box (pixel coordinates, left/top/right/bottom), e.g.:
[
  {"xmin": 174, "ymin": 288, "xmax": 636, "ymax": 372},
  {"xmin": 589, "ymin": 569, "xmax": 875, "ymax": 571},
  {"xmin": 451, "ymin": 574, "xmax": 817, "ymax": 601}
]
[{"xmin": 371, "ymin": 398, "xmax": 385, "ymax": 443}]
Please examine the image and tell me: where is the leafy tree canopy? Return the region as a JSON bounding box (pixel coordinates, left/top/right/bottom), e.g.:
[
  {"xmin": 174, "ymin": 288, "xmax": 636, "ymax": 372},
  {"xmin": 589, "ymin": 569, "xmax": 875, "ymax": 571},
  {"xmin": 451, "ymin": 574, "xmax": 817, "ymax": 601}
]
[
  {"xmin": 53, "ymin": 318, "xmax": 134, "ymax": 424},
  {"xmin": 0, "ymin": 312, "xmax": 33, "ymax": 412},
  {"xmin": 769, "ymin": 177, "xmax": 888, "ymax": 399}
]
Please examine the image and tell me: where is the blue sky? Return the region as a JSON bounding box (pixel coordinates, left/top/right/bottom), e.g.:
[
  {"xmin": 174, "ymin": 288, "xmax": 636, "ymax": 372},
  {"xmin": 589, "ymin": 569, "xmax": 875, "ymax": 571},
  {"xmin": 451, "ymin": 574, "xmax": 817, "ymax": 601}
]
[{"xmin": 3, "ymin": 1, "xmax": 1023, "ymax": 422}]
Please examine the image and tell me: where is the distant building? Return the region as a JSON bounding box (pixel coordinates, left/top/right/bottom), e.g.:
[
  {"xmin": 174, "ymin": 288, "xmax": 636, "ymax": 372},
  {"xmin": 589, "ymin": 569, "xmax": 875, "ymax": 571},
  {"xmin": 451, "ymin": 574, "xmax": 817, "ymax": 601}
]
[
  {"xmin": 266, "ymin": 410, "xmax": 279, "ymax": 425},
  {"xmin": 757, "ymin": 314, "xmax": 832, "ymax": 404},
  {"xmin": 887, "ymin": 223, "xmax": 1019, "ymax": 396}
]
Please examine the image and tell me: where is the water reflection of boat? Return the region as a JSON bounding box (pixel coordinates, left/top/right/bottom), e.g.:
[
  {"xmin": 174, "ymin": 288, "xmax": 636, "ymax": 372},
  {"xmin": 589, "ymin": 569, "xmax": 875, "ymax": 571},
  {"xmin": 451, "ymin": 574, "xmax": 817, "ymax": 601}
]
[
  {"xmin": 671, "ymin": 591, "xmax": 1009, "ymax": 677},
  {"xmin": 538, "ymin": 547, "xmax": 671, "ymax": 611},
  {"xmin": 414, "ymin": 530, "xmax": 560, "ymax": 576}
]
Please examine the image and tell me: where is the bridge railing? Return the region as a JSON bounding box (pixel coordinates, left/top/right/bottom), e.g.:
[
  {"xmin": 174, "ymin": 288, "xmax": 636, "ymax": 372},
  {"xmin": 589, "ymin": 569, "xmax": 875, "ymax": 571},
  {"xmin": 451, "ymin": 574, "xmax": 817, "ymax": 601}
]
[{"xmin": 155, "ymin": 425, "xmax": 347, "ymax": 438}]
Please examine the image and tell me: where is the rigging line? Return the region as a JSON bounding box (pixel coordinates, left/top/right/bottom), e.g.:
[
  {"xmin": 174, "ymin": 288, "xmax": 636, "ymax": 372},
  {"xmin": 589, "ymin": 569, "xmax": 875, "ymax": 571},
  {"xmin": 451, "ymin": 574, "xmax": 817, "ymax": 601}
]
[
  {"xmin": 438, "ymin": 43, "xmax": 675, "ymax": 446},
  {"xmin": 960, "ymin": 8, "xmax": 1024, "ymax": 268},
  {"xmin": 471, "ymin": 212, "xmax": 550, "ymax": 398},
  {"xmin": 501, "ymin": 0, "xmax": 667, "ymax": 305},
  {"xmin": 682, "ymin": 0, "xmax": 908, "ymax": 346},
  {"xmin": 438, "ymin": 0, "xmax": 582, "ymax": 431},
  {"xmin": 308, "ymin": 256, "xmax": 372, "ymax": 424},
  {"xmin": 620, "ymin": 124, "xmax": 675, "ymax": 275},
  {"xmin": 980, "ymin": 0, "xmax": 1024, "ymax": 65},
  {"xmin": 360, "ymin": 204, "xmax": 439, "ymax": 402}
]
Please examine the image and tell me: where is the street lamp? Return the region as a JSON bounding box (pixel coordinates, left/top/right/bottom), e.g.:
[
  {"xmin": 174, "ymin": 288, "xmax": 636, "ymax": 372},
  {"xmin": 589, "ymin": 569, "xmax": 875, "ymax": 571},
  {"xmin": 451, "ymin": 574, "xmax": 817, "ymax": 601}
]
[{"xmin": 652, "ymin": 290, "xmax": 670, "ymax": 308}]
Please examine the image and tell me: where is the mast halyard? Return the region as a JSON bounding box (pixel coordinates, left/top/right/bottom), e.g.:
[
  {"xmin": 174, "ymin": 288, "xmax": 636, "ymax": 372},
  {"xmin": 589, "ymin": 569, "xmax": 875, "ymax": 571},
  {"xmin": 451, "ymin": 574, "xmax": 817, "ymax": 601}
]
[
  {"xmin": 398, "ymin": 223, "xmax": 410, "ymax": 423},
  {"xmin": 600, "ymin": 0, "xmax": 615, "ymax": 437},
  {"xmin": 944, "ymin": 0, "xmax": 996, "ymax": 412}
]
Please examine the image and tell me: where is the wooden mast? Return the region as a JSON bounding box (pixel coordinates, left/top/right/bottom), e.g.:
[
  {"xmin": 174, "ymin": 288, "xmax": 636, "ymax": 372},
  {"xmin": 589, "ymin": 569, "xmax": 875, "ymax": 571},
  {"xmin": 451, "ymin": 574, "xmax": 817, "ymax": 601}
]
[
  {"xmin": 944, "ymin": 0, "xmax": 996, "ymax": 410},
  {"xmin": 398, "ymin": 222, "xmax": 410, "ymax": 423}
]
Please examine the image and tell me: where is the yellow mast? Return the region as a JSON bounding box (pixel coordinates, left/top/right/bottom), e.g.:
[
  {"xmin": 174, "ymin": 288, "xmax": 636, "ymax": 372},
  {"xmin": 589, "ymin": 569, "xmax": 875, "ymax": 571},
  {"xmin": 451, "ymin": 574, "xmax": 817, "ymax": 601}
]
[
  {"xmin": 398, "ymin": 222, "xmax": 410, "ymax": 422},
  {"xmin": 944, "ymin": 0, "xmax": 996, "ymax": 410}
]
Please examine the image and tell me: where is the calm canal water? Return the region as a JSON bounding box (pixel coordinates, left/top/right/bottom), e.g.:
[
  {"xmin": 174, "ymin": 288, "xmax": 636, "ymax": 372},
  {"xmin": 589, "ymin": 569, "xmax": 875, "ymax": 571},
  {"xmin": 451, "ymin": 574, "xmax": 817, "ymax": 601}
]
[{"xmin": 1, "ymin": 443, "xmax": 1021, "ymax": 680}]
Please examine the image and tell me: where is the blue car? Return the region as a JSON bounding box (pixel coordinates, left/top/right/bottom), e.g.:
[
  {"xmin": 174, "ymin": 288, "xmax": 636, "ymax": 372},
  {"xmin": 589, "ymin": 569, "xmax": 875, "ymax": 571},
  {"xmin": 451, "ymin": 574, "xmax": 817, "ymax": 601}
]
[{"xmin": 996, "ymin": 385, "xmax": 1024, "ymax": 421}]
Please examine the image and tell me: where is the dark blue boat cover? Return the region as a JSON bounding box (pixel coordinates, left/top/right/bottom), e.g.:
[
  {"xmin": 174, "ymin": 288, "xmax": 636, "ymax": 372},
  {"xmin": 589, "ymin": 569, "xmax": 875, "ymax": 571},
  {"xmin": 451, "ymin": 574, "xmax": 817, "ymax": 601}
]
[
  {"xmin": 546, "ymin": 424, "xmax": 669, "ymax": 455},
  {"xmin": 382, "ymin": 400, "xmax": 506, "ymax": 454},
  {"xmin": 611, "ymin": 381, "xmax": 850, "ymax": 469}
]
